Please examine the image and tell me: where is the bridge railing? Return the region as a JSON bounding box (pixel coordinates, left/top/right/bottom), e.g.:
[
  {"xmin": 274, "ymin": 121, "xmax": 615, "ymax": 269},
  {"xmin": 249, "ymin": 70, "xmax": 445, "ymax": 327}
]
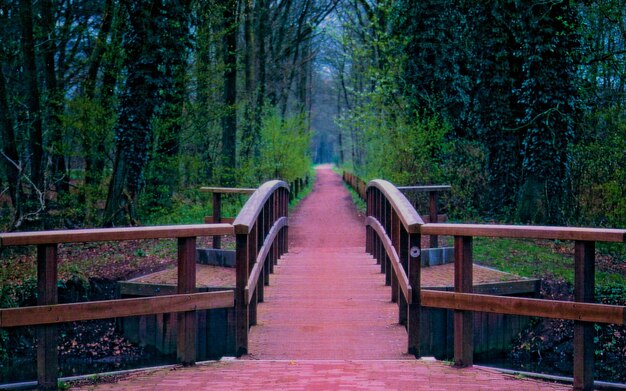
[
  {"xmin": 233, "ymin": 180, "xmax": 290, "ymax": 356},
  {"xmin": 397, "ymin": 185, "xmax": 451, "ymax": 248},
  {"xmin": 365, "ymin": 179, "xmax": 424, "ymax": 356},
  {"xmin": 419, "ymin": 223, "xmax": 625, "ymax": 390},
  {"xmin": 366, "ymin": 179, "xmax": 625, "ymax": 390},
  {"xmin": 0, "ymin": 224, "xmax": 235, "ymax": 389}
]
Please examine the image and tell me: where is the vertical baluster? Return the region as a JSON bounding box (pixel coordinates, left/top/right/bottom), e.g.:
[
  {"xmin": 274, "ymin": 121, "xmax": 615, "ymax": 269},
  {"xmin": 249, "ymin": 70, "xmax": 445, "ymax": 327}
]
[
  {"xmin": 454, "ymin": 235, "xmax": 473, "ymax": 367},
  {"xmin": 573, "ymin": 240, "xmax": 595, "ymax": 391},
  {"xmin": 177, "ymin": 237, "xmax": 197, "ymax": 366},
  {"xmin": 429, "ymin": 191, "xmax": 439, "ymax": 248},
  {"xmin": 37, "ymin": 243, "xmax": 58, "ymax": 390},
  {"xmin": 390, "ymin": 210, "xmax": 399, "ymax": 303},
  {"xmin": 407, "ymin": 232, "xmax": 421, "ymax": 357},
  {"xmin": 235, "ymin": 232, "xmax": 250, "ymax": 356}
]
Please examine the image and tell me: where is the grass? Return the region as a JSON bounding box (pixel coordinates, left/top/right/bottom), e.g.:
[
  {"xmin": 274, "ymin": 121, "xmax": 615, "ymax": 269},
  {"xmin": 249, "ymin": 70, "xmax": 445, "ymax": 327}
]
[{"xmin": 473, "ymin": 236, "xmax": 626, "ymax": 288}]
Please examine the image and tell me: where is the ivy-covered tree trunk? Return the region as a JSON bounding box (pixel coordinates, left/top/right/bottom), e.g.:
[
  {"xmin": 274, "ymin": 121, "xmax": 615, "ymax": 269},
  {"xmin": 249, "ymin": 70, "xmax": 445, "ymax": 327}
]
[
  {"xmin": 104, "ymin": 1, "xmax": 167, "ymax": 225},
  {"xmin": 516, "ymin": 1, "xmax": 580, "ymax": 224},
  {"xmin": 0, "ymin": 62, "xmax": 21, "ymax": 225}
]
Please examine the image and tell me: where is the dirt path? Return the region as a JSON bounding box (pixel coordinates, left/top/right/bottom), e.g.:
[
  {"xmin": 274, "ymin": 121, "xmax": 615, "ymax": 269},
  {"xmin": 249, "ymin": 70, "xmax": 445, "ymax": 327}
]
[{"xmin": 245, "ymin": 165, "xmax": 410, "ymax": 359}]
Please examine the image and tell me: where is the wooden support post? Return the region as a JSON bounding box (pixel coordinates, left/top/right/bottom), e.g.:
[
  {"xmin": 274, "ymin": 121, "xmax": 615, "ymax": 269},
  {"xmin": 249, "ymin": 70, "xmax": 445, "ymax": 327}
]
[
  {"xmin": 177, "ymin": 237, "xmax": 197, "ymax": 366},
  {"xmin": 573, "ymin": 241, "xmax": 595, "ymax": 391},
  {"xmin": 429, "ymin": 191, "xmax": 439, "ymax": 248},
  {"xmin": 398, "ymin": 228, "xmax": 408, "ymax": 326},
  {"xmin": 390, "ymin": 211, "xmax": 400, "ymax": 303},
  {"xmin": 37, "ymin": 244, "xmax": 58, "ymax": 390},
  {"xmin": 407, "ymin": 232, "xmax": 421, "ymax": 357},
  {"xmin": 454, "ymin": 236, "xmax": 473, "ymax": 367},
  {"xmin": 235, "ymin": 233, "xmax": 249, "ymax": 356},
  {"xmin": 212, "ymin": 192, "xmax": 222, "ymax": 249}
]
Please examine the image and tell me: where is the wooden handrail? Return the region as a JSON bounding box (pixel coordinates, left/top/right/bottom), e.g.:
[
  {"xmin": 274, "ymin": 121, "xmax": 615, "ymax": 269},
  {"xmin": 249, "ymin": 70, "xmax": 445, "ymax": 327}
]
[
  {"xmin": 199, "ymin": 187, "xmax": 256, "ymax": 194},
  {"xmin": 234, "ymin": 180, "xmax": 289, "ymax": 235},
  {"xmin": 366, "ymin": 216, "xmax": 412, "ymax": 304},
  {"xmin": 245, "ymin": 217, "xmax": 288, "ymax": 304},
  {"xmin": 367, "ymin": 179, "xmax": 424, "ymax": 233},
  {"xmin": 0, "ymin": 291, "xmax": 234, "ymax": 327},
  {"xmin": 420, "ymin": 223, "xmax": 626, "ymax": 243},
  {"xmin": 0, "ymin": 224, "xmax": 234, "ymax": 246},
  {"xmin": 421, "ymin": 290, "xmax": 625, "ymax": 324},
  {"xmin": 397, "ymin": 185, "xmax": 451, "ymax": 192}
]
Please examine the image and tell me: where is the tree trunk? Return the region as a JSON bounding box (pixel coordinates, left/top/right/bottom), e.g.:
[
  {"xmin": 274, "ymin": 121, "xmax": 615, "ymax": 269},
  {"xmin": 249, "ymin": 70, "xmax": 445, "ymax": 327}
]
[
  {"xmin": 41, "ymin": 0, "xmax": 69, "ymax": 195},
  {"xmin": 221, "ymin": 0, "xmax": 238, "ymax": 185},
  {"xmin": 0, "ymin": 63, "xmax": 22, "ymax": 223},
  {"xmin": 19, "ymin": 0, "xmax": 45, "ymax": 195}
]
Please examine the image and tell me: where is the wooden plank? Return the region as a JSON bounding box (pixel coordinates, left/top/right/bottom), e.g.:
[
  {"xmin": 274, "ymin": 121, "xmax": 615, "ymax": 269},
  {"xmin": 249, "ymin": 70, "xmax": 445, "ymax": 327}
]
[
  {"xmin": 367, "ymin": 179, "xmax": 424, "ymax": 233},
  {"xmin": 573, "ymin": 241, "xmax": 595, "ymax": 391},
  {"xmin": 199, "ymin": 187, "xmax": 256, "ymax": 194},
  {"xmin": 177, "ymin": 237, "xmax": 196, "ymax": 365},
  {"xmin": 420, "ymin": 290, "xmax": 625, "ymax": 324},
  {"xmin": 0, "ymin": 224, "xmax": 234, "ymax": 246},
  {"xmin": 37, "ymin": 244, "xmax": 58, "ymax": 389},
  {"xmin": 233, "ymin": 180, "xmax": 289, "ymax": 235},
  {"xmin": 454, "ymin": 236, "xmax": 473, "ymax": 367},
  {"xmin": 0, "ymin": 291, "xmax": 234, "ymax": 327},
  {"xmin": 366, "ymin": 216, "xmax": 412, "ymax": 303},
  {"xmin": 420, "ymin": 224, "xmax": 626, "ymax": 243}
]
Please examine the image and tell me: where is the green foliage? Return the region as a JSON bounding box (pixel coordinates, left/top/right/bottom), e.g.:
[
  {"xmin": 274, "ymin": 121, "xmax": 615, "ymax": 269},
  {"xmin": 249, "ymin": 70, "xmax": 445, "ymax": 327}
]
[{"xmin": 256, "ymin": 110, "xmax": 312, "ymax": 182}]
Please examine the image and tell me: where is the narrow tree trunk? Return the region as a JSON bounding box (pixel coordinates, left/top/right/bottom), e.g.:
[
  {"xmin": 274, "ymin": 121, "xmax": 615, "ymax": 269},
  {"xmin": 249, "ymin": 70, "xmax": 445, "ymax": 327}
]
[{"xmin": 221, "ymin": 0, "xmax": 238, "ymax": 184}]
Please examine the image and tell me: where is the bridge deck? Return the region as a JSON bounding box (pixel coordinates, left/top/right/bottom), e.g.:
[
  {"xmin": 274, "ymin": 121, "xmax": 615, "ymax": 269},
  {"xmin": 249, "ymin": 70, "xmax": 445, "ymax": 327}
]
[{"xmin": 74, "ymin": 166, "xmax": 568, "ymax": 390}]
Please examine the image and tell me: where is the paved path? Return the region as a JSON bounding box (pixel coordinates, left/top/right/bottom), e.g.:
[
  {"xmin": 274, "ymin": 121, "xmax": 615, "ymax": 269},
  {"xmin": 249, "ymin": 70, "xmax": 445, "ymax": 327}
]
[
  {"xmin": 245, "ymin": 165, "xmax": 408, "ymax": 359},
  {"xmin": 72, "ymin": 166, "xmax": 569, "ymax": 390}
]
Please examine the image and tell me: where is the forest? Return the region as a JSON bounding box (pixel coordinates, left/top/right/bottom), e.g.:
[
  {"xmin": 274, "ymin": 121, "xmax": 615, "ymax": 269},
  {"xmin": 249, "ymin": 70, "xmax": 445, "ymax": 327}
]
[{"xmin": 0, "ymin": 0, "xmax": 625, "ymax": 236}]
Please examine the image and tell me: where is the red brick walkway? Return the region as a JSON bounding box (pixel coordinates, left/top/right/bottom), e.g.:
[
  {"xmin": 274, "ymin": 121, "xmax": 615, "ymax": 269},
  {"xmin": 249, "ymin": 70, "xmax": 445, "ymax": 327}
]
[{"xmin": 72, "ymin": 166, "xmax": 569, "ymax": 390}]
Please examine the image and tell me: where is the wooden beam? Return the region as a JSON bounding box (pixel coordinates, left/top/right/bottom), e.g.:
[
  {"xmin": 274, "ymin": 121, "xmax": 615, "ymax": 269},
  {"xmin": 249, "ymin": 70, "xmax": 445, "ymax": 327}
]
[
  {"xmin": 177, "ymin": 237, "xmax": 197, "ymax": 366},
  {"xmin": 235, "ymin": 233, "xmax": 249, "ymax": 356},
  {"xmin": 454, "ymin": 236, "xmax": 473, "ymax": 368},
  {"xmin": 0, "ymin": 291, "xmax": 234, "ymax": 327},
  {"xmin": 0, "ymin": 224, "xmax": 234, "ymax": 246},
  {"xmin": 420, "ymin": 291, "xmax": 625, "ymax": 324},
  {"xmin": 573, "ymin": 241, "xmax": 595, "ymax": 391},
  {"xmin": 397, "ymin": 185, "xmax": 452, "ymax": 192},
  {"xmin": 407, "ymin": 232, "xmax": 421, "ymax": 357},
  {"xmin": 37, "ymin": 244, "xmax": 58, "ymax": 390},
  {"xmin": 420, "ymin": 224, "xmax": 626, "ymax": 243}
]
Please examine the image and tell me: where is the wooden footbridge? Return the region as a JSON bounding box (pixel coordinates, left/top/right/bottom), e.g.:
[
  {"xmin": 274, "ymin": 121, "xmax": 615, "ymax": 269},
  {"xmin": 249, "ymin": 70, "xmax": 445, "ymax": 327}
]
[{"xmin": 1, "ymin": 166, "xmax": 625, "ymax": 390}]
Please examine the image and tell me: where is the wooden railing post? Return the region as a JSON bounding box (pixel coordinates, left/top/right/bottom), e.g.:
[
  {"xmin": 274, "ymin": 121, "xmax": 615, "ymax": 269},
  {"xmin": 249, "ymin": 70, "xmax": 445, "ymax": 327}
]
[
  {"xmin": 390, "ymin": 211, "xmax": 399, "ymax": 303},
  {"xmin": 454, "ymin": 235, "xmax": 473, "ymax": 367},
  {"xmin": 235, "ymin": 233, "xmax": 249, "ymax": 356},
  {"xmin": 37, "ymin": 244, "xmax": 58, "ymax": 390},
  {"xmin": 177, "ymin": 237, "xmax": 197, "ymax": 366},
  {"xmin": 407, "ymin": 232, "xmax": 421, "ymax": 357},
  {"xmin": 398, "ymin": 227, "xmax": 408, "ymax": 326},
  {"xmin": 429, "ymin": 191, "xmax": 439, "ymax": 248},
  {"xmin": 212, "ymin": 192, "xmax": 222, "ymax": 249},
  {"xmin": 573, "ymin": 240, "xmax": 595, "ymax": 391}
]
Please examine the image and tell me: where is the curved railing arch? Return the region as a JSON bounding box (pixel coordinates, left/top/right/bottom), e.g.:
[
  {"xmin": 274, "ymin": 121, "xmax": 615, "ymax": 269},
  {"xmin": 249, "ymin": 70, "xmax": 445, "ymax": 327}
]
[
  {"xmin": 233, "ymin": 180, "xmax": 290, "ymax": 355},
  {"xmin": 365, "ymin": 179, "xmax": 423, "ymax": 356}
]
